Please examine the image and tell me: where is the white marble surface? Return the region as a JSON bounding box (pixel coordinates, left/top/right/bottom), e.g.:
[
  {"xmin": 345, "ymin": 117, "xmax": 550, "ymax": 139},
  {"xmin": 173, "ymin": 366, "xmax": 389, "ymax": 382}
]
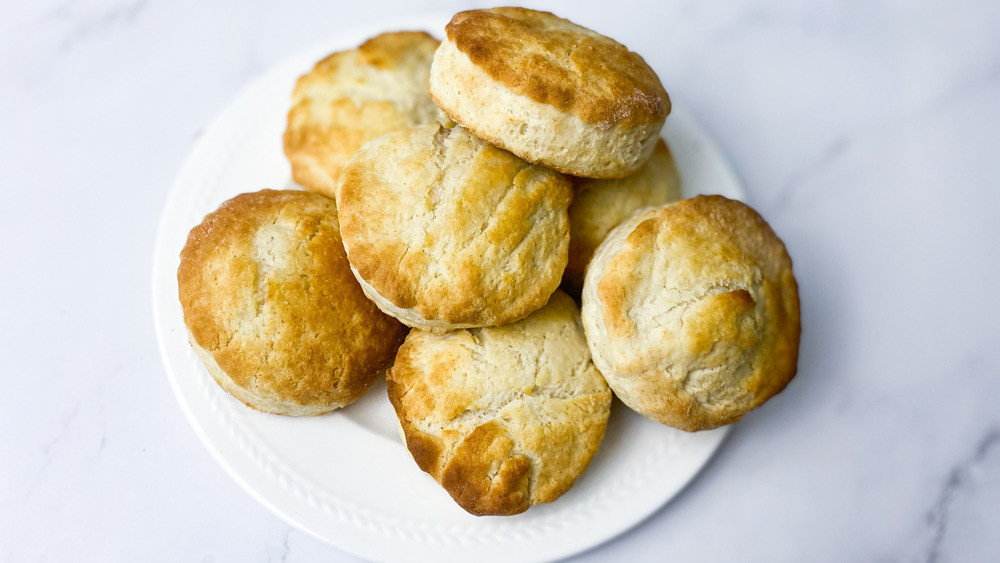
[{"xmin": 1, "ymin": 0, "xmax": 998, "ymax": 561}]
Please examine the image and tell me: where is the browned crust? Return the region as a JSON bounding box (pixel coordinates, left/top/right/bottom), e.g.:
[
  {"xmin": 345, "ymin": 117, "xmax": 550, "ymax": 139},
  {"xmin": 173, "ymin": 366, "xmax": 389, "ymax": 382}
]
[
  {"xmin": 354, "ymin": 31, "xmax": 438, "ymax": 69},
  {"xmin": 386, "ymin": 293, "xmax": 612, "ymax": 515},
  {"xmin": 427, "ymin": 89, "xmax": 638, "ymax": 180},
  {"xmin": 282, "ymin": 31, "xmax": 442, "ymax": 198},
  {"xmin": 444, "ymin": 8, "xmax": 669, "ymax": 128},
  {"xmin": 596, "ymin": 195, "xmax": 800, "ymax": 430},
  {"xmin": 563, "ymin": 138, "xmax": 681, "ymax": 296},
  {"xmin": 178, "ymin": 190, "xmax": 408, "ymax": 412},
  {"xmin": 337, "ymin": 124, "xmax": 571, "ymax": 328},
  {"xmin": 440, "ymin": 421, "xmax": 532, "ymax": 516}
]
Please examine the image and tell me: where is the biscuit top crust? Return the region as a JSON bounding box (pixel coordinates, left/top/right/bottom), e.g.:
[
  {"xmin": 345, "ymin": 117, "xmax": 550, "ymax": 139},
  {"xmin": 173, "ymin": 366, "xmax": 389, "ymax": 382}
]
[
  {"xmin": 592, "ymin": 195, "xmax": 799, "ymax": 427},
  {"xmin": 565, "ymin": 138, "xmax": 681, "ymax": 293},
  {"xmin": 445, "ymin": 7, "xmax": 669, "ymax": 128},
  {"xmin": 387, "ymin": 291, "xmax": 611, "ymax": 515},
  {"xmin": 337, "ymin": 123, "xmax": 572, "ymax": 327},
  {"xmin": 292, "ymin": 31, "xmax": 440, "ymax": 108},
  {"xmin": 283, "ymin": 31, "xmax": 445, "ymax": 197},
  {"xmin": 178, "ymin": 190, "xmax": 407, "ymax": 407}
]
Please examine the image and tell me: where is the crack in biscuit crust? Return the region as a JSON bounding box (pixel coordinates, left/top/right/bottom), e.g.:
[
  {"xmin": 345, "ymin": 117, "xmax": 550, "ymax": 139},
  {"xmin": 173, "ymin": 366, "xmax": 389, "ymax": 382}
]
[
  {"xmin": 337, "ymin": 124, "xmax": 571, "ymax": 332},
  {"xmin": 387, "ymin": 291, "xmax": 612, "ymax": 515},
  {"xmin": 178, "ymin": 190, "xmax": 408, "ymax": 415},
  {"xmin": 581, "ymin": 196, "xmax": 800, "ymax": 431},
  {"xmin": 283, "ymin": 31, "xmax": 446, "ymax": 199}
]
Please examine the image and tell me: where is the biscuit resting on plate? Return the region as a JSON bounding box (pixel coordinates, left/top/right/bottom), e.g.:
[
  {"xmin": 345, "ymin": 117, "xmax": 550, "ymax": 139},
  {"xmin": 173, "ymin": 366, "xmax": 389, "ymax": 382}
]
[
  {"xmin": 284, "ymin": 31, "xmax": 445, "ymax": 200},
  {"xmin": 387, "ymin": 291, "xmax": 612, "ymax": 516},
  {"xmin": 564, "ymin": 138, "xmax": 681, "ymax": 295},
  {"xmin": 177, "ymin": 190, "xmax": 407, "ymax": 416},
  {"xmin": 430, "ymin": 7, "xmax": 669, "ymax": 179},
  {"xmin": 337, "ymin": 123, "xmax": 572, "ymax": 332},
  {"xmin": 581, "ymin": 195, "xmax": 800, "ymax": 431}
]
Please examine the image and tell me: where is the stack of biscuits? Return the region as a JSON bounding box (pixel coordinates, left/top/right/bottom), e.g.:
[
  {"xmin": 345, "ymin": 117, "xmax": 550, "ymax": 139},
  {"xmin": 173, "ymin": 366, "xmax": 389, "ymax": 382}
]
[{"xmin": 178, "ymin": 7, "xmax": 800, "ymax": 516}]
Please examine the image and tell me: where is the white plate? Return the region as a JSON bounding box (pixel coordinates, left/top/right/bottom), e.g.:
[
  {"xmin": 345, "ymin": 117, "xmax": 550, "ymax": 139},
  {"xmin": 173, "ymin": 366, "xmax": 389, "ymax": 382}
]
[{"xmin": 153, "ymin": 15, "xmax": 744, "ymax": 563}]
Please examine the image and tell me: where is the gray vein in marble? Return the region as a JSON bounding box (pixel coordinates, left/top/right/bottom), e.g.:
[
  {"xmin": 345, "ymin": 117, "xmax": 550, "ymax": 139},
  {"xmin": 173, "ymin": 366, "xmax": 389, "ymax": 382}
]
[
  {"xmin": 770, "ymin": 136, "xmax": 851, "ymax": 207},
  {"xmin": 922, "ymin": 427, "xmax": 1000, "ymax": 563},
  {"xmin": 39, "ymin": 0, "xmax": 151, "ymax": 52},
  {"xmin": 19, "ymin": 402, "xmax": 82, "ymax": 502},
  {"xmin": 39, "ymin": 402, "xmax": 81, "ymax": 459},
  {"xmin": 271, "ymin": 527, "xmax": 292, "ymax": 563},
  {"xmin": 769, "ymin": 57, "xmax": 1000, "ymax": 211},
  {"xmin": 918, "ymin": 59, "xmax": 1000, "ymax": 117}
]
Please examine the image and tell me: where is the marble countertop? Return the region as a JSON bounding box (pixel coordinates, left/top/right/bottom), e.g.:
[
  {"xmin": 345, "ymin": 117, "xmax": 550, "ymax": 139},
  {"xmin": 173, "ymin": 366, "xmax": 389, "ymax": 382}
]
[{"xmin": 2, "ymin": 1, "xmax": 998, "ymax": 561}]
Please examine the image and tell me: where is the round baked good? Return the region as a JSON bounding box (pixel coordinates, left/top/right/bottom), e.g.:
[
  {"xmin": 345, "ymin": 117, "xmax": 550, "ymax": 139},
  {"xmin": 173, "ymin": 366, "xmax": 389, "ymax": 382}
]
[
  {"xmin": 177, "ymin": 190, "xmax": 408, "ymax": 416},
  {"xmin": 387, "ymin": 290, "xmax": 612, "ymax": 516},
  {"xmin": 283, "ymin": 31, "xmax": 446, "ymax": 200},
  {"xmin": 564, "ymin": 138, "xmax": 681, "ymax": 295},
  {"xmin": 429, "ymin": 7, "xmax": 669, "ymax": 179},
  {"xmin": 337, "ymin": 122, "xmax": 572, "ymax": 332},
  {"xmin": 581, "ymin": 195, "xmax": 800, "ymax": 431}
]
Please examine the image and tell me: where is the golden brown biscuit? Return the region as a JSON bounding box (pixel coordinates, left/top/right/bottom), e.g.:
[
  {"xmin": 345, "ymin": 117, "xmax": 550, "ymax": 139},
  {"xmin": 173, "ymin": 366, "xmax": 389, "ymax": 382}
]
[
  {"xmin": 337, "ymin": 123, "xmax": 572, "ymax": 332},
  {"xmin": 178, "ymin": 190, "xmax": 407, "ymax": 416},
  {"xmin": 387, "ymin": 291, "xmax": 612, "ymax": 516},
  {"xmin": 429, "ymin": 8, "xmax": 669, "ymax": 179},
  {"xmin": 564, "ymin": 138, "xmax": 681, "ymax": 295},
  {"xmin": 581, "ymin": 195, "xmax": 799, "ymax": 431},
  {"xmin": 283, "ymin": 32, "xmax": 445, "ymax": 199}
]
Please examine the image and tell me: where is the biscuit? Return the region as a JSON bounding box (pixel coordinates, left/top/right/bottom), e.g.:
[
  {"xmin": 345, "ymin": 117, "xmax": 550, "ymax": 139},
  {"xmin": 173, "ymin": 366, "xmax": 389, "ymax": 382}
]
[
  {"xmin": 387, "ymin": 291, "xmax": 612, "ymax": 516},
  {"xmin": 337, "ymin": 122, "xmax": 572, "ymax": 332},
  {"xmin": 564, "ymin": 138, "xmax": 681, "ymax": 295},
  {"xmin": 177, "ymin": 190, "xmax": 408, "ymax": 416},
  {"xmin": 429, "ymin": 8, "xmax": 669, "ymax": 179},
  {"xmin": 283, "ymin": 31, "xmax": 445, "ymax": 200},
  {"xmin": 581, "ymin": 196, "xmax": 799, "ymax": 431}
]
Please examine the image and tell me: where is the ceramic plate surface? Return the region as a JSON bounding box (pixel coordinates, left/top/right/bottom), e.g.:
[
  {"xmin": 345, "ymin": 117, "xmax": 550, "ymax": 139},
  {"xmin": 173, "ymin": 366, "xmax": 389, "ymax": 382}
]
[{"xmin": 153, "ymin": 15, "xmax": 743, "ymax": 563}]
